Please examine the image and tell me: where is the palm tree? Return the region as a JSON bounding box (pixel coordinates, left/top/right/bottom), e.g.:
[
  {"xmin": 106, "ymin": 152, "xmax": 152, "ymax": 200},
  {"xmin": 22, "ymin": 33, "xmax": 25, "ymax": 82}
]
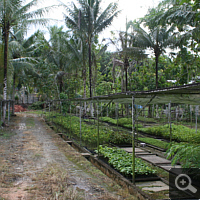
[
  {"xmin": 64, "ymin": 0, "xmax": 120, "ymax": 97},
  {"xmin": 0, "ymin": 0, "xmax": 51, "ymax": 125},
  {"xmin": 46, "ymin": 26, "xmax": 71, "ymax": 93},
  {"xmin": 111, "ymin": 25, "xmax": 145, "ymax": 92},
  {"xmin": 128, "ymin": 21, "xmax": 177, "ymax": 89},
  {"xmin": 9, "ymin": 30, "xmax": 40, "ymax": 114}
]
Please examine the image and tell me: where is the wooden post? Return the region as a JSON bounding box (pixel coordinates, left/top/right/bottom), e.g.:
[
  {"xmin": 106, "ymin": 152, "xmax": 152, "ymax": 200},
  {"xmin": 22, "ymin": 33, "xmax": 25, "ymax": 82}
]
[
  {"xmin": 70, "ymin": 103, "xmax": 72, "ymax": 138},
  {"xmin": 80, "ymin": 102, "xmax": 82, "ymax": 146},
  {"xmin": 195, "ymin": 105, "xmax": 199, "ymax": 133},
  {"xmin": 169, "ymin": 102, "xmax": 172, "ymax": 144},
  {"xmin": 132, "ymin": 96, "xmax": 135, "ymax": 184},
  {"xmin": 190, "ymin": 105, "xmax": 193, "ymax": 128},
  {"xmin": 116, "ymin": 103, "xmax": 119, "ymax": 134},
  {"xmin": 97, "ymin": 101, "xmax": 100, "ymax": 158}
]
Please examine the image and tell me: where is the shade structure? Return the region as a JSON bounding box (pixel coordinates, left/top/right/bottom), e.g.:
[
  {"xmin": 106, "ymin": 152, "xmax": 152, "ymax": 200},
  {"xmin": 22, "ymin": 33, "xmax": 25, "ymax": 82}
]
[
  {"xmin": 64, "ymin": 83, "xmax": 200, "ymax": 185},
  {"xmin": 69, "ymin": 83, "xmax": 200, "ymax": 105}
]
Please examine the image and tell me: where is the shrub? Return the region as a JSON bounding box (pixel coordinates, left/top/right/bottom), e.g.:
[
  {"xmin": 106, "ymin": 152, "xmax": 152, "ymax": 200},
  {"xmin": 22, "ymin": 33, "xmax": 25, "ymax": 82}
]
[{"xmin": 29, "ymin": 101, "xmax": 45, "ymax": 110}]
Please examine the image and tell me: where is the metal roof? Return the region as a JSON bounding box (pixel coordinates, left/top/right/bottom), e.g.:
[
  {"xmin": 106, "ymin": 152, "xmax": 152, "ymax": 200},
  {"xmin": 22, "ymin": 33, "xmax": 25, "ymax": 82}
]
[{"xmin": 70, "ymin": 83, "xmax": 200, "ymax": 105}]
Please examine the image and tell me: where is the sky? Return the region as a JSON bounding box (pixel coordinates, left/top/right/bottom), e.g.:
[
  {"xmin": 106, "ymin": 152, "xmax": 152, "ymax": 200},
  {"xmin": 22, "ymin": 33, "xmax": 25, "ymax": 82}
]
[{"xmin": 26, "ymin": 0, "xmax": 161, "ymax": 48}]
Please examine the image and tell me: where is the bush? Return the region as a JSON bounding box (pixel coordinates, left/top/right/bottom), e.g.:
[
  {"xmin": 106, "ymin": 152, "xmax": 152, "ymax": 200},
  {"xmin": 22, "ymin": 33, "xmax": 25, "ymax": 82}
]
[{"xmin": 29, "ymin": 101, "xmax": 45, "ymax": 110}]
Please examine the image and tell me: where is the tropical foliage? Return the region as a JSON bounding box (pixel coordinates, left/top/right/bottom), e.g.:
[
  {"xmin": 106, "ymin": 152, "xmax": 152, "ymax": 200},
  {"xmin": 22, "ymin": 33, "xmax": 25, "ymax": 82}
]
[
  {"xmin": 97, "ymin": 145, "xmax": 157, "ymax": 176},
  {"xmin": 166, "ymin": 143, "xmax": 200, "ymax": 168},
  {"xmin": 139, "ymin": 124, "xmax": 200, "ymax": 143}
]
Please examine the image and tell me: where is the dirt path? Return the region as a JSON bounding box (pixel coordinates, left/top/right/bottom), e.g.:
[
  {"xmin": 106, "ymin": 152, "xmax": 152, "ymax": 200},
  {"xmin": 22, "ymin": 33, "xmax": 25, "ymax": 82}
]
[{"xmin": 0, "ymin": 113, "xmax": 136, "ymax": 200}]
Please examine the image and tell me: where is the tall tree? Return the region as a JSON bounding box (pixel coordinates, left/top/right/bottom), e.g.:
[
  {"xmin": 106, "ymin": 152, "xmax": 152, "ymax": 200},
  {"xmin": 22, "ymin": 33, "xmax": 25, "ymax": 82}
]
[
  {"xmin": 128, "ymin": 21, "xmax": 178, "ymax": 89},
  {"xmin": 64, "ymin": 0, "xmax": 120, "ymax": 97},
  {"xmin": 160, "ymin": 0, "xmax": 200, "ymax": 51},
  {"xmin": 111, "ymin": 23, "xmax": 145, "ymax": 92},
  {"xmin": 9, "ymin": 29, "xmax": 39, "ymax": 113},
  {"xmin": 0, "ymin": 0, "xmax": 51, "ymax": 125}
]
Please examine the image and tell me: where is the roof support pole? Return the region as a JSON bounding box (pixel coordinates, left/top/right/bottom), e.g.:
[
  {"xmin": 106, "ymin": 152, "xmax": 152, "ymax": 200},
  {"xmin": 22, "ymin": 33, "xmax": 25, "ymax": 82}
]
[
  {"xmin": 136, "ymin": 95, "xmax": 156, "ymax": 119},
  {"xmin": 116, "ymin": 103, "xmax": 119, "ymax": 134},
  {"xmin": 190, "ymin": 105, "xmax": 193, "ymax": 128},
  {"xmin": 169, "ymin": 102, "xmax": 172, "ymax": 144},
  {"xmin": 132, "ymin": 95, "xmax": 135, "ymax": 184},
  {"xmin": 195, "ymin": 105, "xmax": 199, "ymax": 133},
  {"xmin": 99, "ymin": 100, "xmax": 113, "ymax": 117},
  {"xmin": 80, "ymin": 101, "xmax": 82, "ymax": 146},
  {"xmin": 97, "ymin": 101, "xmax": 100, "ymax": 158},
  {"xmin": 70, "ymin": 103, "xmax": 72, "ymax": 139}
]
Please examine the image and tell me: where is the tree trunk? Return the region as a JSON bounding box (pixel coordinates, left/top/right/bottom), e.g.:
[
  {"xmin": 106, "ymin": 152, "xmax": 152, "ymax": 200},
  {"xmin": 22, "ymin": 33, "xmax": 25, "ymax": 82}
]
[
  {"xmin": 2, "ymin": 24, "xmax": 9, "ymax": 126},
  {"xmin": 125, "ymin": 68, "xmax": 128, "ymax": 92},
  {"xmin": 121, "ymin": 65, "xmax": 124, "ymax": 92},
  {"xmin": 88, "ymin": 41, "xmax": 92, "ymax": 98},
  {"xmin": 59, "ymin": 80, "xmax": 63, "ymax": 93},
  {"xmin": 12, "ymin": 73, "xmax": 16, "ymax": 115},
  {"xmin": 83, "ymin": 68, "xmax": 86, "ymax": 116},
  {"xmin": 155, "ymin": 55, "xmax": 159, "ymax": 89},
  {"xmin": 124, "ymin": 58, "xmax": 129, "ymax": 92}
]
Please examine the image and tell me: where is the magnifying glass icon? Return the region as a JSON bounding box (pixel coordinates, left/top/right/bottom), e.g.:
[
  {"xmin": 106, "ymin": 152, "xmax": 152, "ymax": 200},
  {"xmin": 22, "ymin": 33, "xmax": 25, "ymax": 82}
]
[{"xmin": 175, "ymin": 174, "xmax": 197, "ymax": 194}]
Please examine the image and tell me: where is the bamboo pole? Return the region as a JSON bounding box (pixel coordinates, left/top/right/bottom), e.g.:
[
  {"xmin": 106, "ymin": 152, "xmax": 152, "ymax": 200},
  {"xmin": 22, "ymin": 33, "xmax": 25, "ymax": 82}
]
[
  {"xmin": 70, "ymin": 103, "xmax": 72, "ymax": 139},
  {"xmin": 169, "ymin": 102, "xmax": 172, "ymax": 144},
  {"xmin": 132, "ymin": 96, "xmax": 135, "ymax": 184},
  {"xmin": 97, "ymin": 101, "xmax": 100, "ymax": 158},
  {"xmin": 80, "ymin": 102, "xmax": 82, "ymax": 146},
  {"xmin": 195, "ymin": 105, "xmax": 199, "ymax": 133}
]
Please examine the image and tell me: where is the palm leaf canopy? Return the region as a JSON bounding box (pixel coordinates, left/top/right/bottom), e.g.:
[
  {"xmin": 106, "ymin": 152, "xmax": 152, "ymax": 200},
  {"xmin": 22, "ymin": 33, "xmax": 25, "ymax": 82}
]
[
  {"xmin": 128, "ymin": 21, "xmax": 178, "ymax": 56},
  {"xmin": 63, "ymin": 0, "xmax": 120, "ymax": 39},
  {"xmin": 0, "ymin": 0, "xmax": 53, "ymax": 32}
]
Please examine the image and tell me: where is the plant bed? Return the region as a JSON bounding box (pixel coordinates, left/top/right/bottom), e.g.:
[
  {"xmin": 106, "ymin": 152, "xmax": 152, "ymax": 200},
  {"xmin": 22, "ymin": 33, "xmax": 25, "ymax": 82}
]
[
  {"xmin": 139, "ymin": 124, "xmax": 200, "ymax": 144},
  {"xmin": 100, "ymin": 117, "xmax": 144, "ymax": 130},
  {"xmin": 98, "ymin": 155, "xmax": 160, "ymax": 182},
  {"xmin": 137, "ymin": 137, "xmax": 169, "ymax": 150},
  {"xmin": 97, "ymin": 145, "xmax": 157, "ymax": 178}
]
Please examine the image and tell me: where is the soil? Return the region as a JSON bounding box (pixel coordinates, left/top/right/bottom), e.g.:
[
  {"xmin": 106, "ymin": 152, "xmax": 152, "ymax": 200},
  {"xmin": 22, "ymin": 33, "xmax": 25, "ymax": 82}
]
[{"xmin": 0, "ymin": 113, "xmax": 137, "ymax": 200}]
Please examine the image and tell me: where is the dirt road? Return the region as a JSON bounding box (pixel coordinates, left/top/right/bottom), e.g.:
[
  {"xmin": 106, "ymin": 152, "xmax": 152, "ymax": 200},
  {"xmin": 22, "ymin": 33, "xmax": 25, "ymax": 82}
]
[{"xmin": 0, "ymin": 113, "xmax": 136, "ymax": 200}]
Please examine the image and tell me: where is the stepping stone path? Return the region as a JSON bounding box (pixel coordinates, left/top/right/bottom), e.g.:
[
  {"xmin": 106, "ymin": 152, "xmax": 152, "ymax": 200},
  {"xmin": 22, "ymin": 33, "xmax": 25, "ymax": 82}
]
[
  {"xmin": 136, "ymin": 180, "xmax": 169, "ymax": 192},
  {"xmin": 121, "ymin": 147, "xmax": 182, "ymax": 172}
]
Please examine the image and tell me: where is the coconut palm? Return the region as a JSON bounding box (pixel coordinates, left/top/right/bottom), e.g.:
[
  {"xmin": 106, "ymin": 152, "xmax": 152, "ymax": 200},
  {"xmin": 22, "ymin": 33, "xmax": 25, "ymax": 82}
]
[
  {"xmin": 128, "ymin": 21, "xmax": 178, "ymax": 89},
  {"xmin": 9, "ymin": 30, "xmax": 40, "ymax": 114},
  {"xmin": 0, "ymin": 0, "xmax": 52, "ymax": 125},
  {"xmin": 111, "ymin": 27, "xmax": 145, "ymax": 92},
  {"xmin": 63, "ymin": 0, "xmax": 120, "ymax": 97},
  {"xmin": 45, "ymin": 26, "xmax": 71, "ymax": 93}
]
